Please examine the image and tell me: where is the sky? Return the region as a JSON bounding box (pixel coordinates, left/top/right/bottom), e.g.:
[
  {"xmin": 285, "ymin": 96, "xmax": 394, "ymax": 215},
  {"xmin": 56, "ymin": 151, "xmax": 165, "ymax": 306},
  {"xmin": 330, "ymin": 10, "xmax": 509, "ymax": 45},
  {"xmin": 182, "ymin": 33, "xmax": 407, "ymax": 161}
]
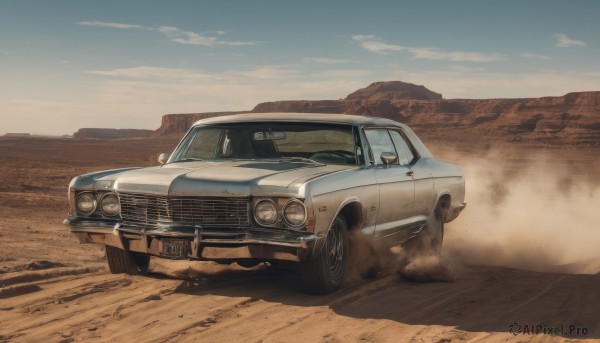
[{"xmin": 1, "ymin": 0, "xmax": 599, "ymax": 135}]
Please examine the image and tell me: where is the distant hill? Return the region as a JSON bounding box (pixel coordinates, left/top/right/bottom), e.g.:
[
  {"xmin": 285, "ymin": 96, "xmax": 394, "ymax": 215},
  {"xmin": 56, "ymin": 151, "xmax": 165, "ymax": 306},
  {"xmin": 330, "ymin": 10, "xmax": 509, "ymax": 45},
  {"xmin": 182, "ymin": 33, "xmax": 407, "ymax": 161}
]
[
  {"xmin": 3, "ymin": 133, "xmax": 31, "ymax": 138},
  {"xmin": 0, "ymin": 133, "xmax": 72, "ymax": 139},
  {"xmin": 345, "ymin": 81, "xmax": 442, "ymax": 101},
  {"xmin": 73, "ymin": 128, "xmax": 153, "ymax": 139},
  {"xmin": 253, "ymin": 91, "xmax": 600, "ymax": 147}
]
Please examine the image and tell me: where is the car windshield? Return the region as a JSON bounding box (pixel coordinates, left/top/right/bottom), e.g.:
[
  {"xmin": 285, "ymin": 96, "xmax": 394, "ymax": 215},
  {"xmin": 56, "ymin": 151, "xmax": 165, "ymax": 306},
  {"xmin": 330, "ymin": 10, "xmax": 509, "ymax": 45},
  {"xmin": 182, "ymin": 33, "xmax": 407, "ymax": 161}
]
[{"xmin": 170, "ymin": 122, "xmax": 362, "ymax": 165}]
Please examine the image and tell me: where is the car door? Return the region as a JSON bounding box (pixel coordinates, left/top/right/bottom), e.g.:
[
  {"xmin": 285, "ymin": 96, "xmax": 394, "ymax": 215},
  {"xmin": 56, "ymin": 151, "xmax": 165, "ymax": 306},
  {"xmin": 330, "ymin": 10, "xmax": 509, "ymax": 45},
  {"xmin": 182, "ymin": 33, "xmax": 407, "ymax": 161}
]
[
  {"xmin": 364, "ymin": 129, "xmax": 415, "ymax": 243},
  {"xmin": 388, "ymin": 129, "xmax": 433, "ymax": 222}
]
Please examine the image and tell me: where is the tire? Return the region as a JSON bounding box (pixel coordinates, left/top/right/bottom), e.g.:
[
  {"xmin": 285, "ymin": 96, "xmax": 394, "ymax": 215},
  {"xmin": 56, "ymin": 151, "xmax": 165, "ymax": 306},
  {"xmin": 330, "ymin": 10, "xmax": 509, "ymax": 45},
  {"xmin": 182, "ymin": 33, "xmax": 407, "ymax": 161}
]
[
  {"xmin": 105, "ymin": 245, "xmax": 150, "ymax": 275},
  {"xmin": 298, "ymin": 215, "xmax": 348, "ymax": 294},
  {"xmin": 403, "ymin": 203, "xmax": 444, "ymax": 256}
]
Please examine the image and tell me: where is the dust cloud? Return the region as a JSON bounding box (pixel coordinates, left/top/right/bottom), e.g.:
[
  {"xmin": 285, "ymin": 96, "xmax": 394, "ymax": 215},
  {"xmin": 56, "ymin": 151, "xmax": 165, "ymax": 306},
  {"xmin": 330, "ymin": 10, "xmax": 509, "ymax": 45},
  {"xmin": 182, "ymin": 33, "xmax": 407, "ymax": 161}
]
[
  {"xmin": 351, "ymin": 149, "xmax": 600, "ymax": 282},
  {"xmin": 348, "ymin": 231, "xmax": 457, "ymax": 283},
  {"xmin": 444, "ymin": 150, "xmax": 600, "ymax": 274},
  {"xmin": 396, "ymin": 253, "xmax": 455, "ymax": 282},
  {"xmin": 347, "ymin": 231, "xmax": 392, "ymax": 282}
]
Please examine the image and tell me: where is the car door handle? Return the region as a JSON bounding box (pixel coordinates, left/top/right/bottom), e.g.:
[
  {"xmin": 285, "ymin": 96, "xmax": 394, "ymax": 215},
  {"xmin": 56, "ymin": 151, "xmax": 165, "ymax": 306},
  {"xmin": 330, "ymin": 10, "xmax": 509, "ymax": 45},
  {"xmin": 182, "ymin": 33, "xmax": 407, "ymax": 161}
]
[{"xmin": 406, "ymin": 170, "xmax": 414, "ymax": 177}]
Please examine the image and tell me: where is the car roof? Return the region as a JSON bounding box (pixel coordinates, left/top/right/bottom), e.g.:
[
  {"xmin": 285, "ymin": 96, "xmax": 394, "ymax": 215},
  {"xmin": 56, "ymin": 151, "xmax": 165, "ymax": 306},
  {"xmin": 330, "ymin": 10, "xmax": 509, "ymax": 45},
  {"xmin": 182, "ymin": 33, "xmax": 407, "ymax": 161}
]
[{"xmin": 191, "ymin": 112, "xmax": 406, "ymax": 128}]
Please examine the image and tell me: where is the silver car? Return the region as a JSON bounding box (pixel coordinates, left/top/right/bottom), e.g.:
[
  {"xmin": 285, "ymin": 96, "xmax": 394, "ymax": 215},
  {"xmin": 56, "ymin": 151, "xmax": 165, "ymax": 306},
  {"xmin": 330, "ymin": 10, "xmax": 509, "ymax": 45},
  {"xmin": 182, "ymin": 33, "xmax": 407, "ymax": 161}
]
[{"xmin": 65, "ymin": 113, "xmax": 466, "ymax": 294}]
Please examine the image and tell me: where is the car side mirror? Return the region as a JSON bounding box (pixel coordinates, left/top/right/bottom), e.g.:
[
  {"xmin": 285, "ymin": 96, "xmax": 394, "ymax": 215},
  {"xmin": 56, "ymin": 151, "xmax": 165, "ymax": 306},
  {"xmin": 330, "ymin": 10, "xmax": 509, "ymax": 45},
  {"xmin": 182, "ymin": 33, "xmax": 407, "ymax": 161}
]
[
  {"xmin": 380, "ymin": 152, "xmax": 398, "ymax": 165},
  {"xmin": 157, "ymin": 153, "xmax": 169, "ymax": 165}
]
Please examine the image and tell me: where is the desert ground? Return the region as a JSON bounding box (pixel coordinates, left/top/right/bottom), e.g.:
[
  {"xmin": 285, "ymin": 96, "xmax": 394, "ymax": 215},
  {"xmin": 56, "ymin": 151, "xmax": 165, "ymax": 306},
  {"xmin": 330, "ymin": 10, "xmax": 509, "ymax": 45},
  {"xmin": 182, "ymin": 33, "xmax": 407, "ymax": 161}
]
[{"xmin": 1, "ymin": 136, "xmax": 599, "ymax": 342}]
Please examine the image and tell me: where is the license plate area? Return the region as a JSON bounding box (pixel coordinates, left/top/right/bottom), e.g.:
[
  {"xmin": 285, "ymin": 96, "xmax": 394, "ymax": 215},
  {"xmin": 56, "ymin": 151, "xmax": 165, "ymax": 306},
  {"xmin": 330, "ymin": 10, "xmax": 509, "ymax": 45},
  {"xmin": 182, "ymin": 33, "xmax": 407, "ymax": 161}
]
[{"xmin": 161, "ymin": 239, "xmax": 189, "ymax": 259}]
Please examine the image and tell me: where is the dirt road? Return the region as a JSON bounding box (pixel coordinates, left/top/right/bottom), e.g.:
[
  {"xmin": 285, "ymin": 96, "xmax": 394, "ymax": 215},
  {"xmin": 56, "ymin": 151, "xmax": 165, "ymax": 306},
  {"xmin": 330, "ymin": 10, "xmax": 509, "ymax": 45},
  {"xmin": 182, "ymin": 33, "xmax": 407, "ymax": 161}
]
[{"xmin": 2, "ymin": 212, "xmax": 599, "ymax": 342}]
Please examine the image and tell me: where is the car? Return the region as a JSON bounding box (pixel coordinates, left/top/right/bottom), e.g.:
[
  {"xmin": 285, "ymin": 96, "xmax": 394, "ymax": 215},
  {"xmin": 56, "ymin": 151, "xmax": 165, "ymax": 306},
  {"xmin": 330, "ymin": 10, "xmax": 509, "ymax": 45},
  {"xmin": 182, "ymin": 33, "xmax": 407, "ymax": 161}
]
[{"xmin": 64, "ymin": 113, "xmax": 466, "ymax": 294}]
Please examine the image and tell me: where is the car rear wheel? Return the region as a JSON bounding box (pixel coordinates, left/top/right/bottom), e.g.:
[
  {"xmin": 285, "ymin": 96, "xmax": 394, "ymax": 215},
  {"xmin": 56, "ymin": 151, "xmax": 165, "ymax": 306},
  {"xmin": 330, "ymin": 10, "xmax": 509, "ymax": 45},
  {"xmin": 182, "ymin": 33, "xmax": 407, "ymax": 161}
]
[
  {"xmin": 404, "ymin": 203, "xmax": 444, "ymax": 256},
  {"xmin": 105, "ymin": 245, "xmax": 150, "ymax": 275},
  {"xmin": 298, "ymin": 215, "xmax": 348, "ymax": 294}
]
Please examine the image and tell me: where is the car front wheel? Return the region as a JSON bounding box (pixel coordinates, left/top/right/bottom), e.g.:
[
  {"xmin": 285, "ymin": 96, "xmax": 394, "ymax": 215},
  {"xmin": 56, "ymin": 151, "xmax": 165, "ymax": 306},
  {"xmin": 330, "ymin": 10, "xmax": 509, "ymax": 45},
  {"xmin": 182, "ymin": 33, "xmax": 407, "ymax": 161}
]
[
  {"xmin": 298, "ymin": 215, "xmax": 348, "ymax": 294},
  {"xmin": 105, "ymin": 245, "xmax": 150, "ymax": 275}
]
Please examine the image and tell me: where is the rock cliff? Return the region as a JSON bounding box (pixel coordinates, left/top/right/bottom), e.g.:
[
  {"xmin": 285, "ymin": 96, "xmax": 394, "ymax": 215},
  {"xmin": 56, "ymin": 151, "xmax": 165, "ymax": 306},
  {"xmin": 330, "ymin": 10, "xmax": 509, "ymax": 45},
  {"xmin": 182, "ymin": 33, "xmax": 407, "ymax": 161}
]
[
  {"xmin": 252, "ymin": 92, "xmax": 600, "ymax": 147},
  {"xmin": 153, "ymin": 111, "xmax": 249, "ymax": 136},
  {"xmin": 151, "ymin": 81, "xmax": 599, "ymax": 147}
]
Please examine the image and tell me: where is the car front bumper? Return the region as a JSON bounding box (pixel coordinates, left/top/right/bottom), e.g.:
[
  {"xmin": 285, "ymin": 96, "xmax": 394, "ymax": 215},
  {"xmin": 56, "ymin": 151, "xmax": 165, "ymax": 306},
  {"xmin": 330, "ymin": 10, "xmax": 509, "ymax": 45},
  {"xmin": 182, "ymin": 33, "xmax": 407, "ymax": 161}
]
[{"xmin": 64, "ymin": 219, "xmax": 316, "ymax": 262}]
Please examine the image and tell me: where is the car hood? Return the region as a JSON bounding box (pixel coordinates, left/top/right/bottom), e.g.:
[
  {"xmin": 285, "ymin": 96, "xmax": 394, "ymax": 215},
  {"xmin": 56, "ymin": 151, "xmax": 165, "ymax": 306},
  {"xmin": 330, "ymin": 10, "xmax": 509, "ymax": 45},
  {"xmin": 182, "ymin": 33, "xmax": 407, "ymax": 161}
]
[{"xmin": 110, "ymin": 160, "xmax": 353, "ymax": 196}]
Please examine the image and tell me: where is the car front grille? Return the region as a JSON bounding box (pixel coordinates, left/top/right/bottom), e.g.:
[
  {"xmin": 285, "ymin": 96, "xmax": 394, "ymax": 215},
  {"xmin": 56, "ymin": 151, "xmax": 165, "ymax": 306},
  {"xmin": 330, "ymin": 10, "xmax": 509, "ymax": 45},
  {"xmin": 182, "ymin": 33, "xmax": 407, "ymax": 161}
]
[{"xmin": 118, "ymin": 193, "xmax": 250, "ymax": 228}]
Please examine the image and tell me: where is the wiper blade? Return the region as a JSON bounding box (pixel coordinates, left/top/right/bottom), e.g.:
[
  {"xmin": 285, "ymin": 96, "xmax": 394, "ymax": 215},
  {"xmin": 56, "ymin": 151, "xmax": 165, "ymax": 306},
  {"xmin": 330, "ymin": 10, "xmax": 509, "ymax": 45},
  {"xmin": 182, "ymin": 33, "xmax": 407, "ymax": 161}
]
[
  {"xmin": 174, "ymin": 158, "xmax": 204, "ymax": 163},
  {"xmin": 279, "ymin": 156, "xmax": 325, "ymax": 165}
]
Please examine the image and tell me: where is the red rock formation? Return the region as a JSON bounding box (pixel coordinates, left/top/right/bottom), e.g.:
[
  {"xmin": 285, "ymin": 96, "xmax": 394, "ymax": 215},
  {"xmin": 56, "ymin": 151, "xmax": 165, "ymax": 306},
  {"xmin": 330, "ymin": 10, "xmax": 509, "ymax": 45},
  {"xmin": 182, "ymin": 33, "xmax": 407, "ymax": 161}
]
[
  {"xmin": 153, "ymin": 111, "xmax": 249, "ymax": 136},
  {"xmin": 345, "ymin": 81, "xmax": 442, "ymax": 101},
  {"xmin": 150, "ymin": 82, "xmax": 599, "ymax": 147},
  {"xmin": 251, "ymin": 92, "xmax": 600, "ymax": 147}
]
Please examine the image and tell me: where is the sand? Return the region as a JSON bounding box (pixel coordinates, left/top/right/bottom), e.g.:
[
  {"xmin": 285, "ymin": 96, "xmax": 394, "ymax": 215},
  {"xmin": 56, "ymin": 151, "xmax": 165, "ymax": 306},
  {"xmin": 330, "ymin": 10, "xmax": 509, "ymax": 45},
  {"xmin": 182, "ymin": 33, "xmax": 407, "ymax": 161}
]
[{"xmin": 1, "ymin": 136, "xmax": 599, "ymax": 342}]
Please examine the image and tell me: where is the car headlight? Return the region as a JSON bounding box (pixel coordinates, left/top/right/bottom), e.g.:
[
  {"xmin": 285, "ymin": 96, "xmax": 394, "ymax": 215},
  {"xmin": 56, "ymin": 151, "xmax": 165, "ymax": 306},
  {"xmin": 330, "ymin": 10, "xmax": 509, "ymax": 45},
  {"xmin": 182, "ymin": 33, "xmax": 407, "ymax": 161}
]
[
  {"xmin": 283, "ymin": 200, "xmax": 307, "ymax": 227},
  {"xmin": 100, "ymin": 193, "xmax": 120, "ymax": 216},
  {"xmin": 254, "ymin": 199, "xmax": 278, "ymax": 225},
  {"xmin": 76, "ymin": 192, "xmax": 97, "ymax": 215}
]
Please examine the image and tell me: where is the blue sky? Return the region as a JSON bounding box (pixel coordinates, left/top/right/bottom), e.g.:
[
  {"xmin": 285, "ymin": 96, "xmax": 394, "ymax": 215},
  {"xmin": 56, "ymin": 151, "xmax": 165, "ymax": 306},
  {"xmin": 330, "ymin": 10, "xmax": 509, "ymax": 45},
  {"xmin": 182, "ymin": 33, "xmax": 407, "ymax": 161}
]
[{"xmin": 1, "ymin": 0, "xmax": 599, "ymax": 135}]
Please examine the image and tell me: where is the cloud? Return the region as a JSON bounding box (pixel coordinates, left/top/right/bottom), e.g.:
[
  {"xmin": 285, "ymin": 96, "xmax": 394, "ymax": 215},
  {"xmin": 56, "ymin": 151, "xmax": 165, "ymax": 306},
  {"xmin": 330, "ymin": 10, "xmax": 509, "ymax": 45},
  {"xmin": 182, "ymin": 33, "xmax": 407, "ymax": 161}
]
[
  {"xmin": 158, "ymin": 26, "xmax": 217, "ymax": 46},
  {"xmin": 88, "ymin": 66, "xmax": 211, "ymax": 79},
  {"xmin": 93, "ymin": 64, "xmax": 301, "ymax": 79},
  {"xmin": 352, "ymin": 35, "xmax": 405, "ymax": 54},
  {"xmin": 447, "ymin": 65, "xmax": 485, "ymax": 72},
  {"xmin": 90, "ymin": 65, "xmax": 305, "ymax": 83},
  {"xmin": 158, "ymin": 26, "xmax": 258, "ymax": 46},
  {"xmin": 78, "ymin": 20, "xmax": 257, "ymax": 47},
  {"xmin": 316, "ymin": 69, "xmax": 372, "ymax": 78},
  {"xmin": 521, "ymin": 52, "xmax": 550, "ymax": 60},
  {"xmin": 411, "ymin": 48, "xmax": 505, "ymax": 62},
  {"xmin": 224, "ymin": 66, "xmax": 301, "ymax": 79},
  {"xmin": 352, "ymin": 35, "xmax": 505, "ymax": 62},
  {"xmin": 303, "ymin": 57, "xmax": 351, "ymax": 64},
  {"xmin": 157, "ymin": 26, "xmax": 257, "ymax": 46},
  {"xmin": 554, "ymin": 34, "xmax": 587, "ymax": 48},
  {"xmin": 78, "ymin": 20, "xmax": 150, "ymax": 30}
]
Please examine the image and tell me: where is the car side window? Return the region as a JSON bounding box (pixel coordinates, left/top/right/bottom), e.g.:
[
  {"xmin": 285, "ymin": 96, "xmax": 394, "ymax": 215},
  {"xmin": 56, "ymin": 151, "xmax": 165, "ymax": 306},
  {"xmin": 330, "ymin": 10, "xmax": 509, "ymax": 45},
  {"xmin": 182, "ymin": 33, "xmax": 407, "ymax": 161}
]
[
  {"xmin": 388, "ymin": 130, "xmax": 415, "ymax": 165},
  {"xmin": 364, "ymin": 129, "xmax": 396, "ymax": 165}
]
